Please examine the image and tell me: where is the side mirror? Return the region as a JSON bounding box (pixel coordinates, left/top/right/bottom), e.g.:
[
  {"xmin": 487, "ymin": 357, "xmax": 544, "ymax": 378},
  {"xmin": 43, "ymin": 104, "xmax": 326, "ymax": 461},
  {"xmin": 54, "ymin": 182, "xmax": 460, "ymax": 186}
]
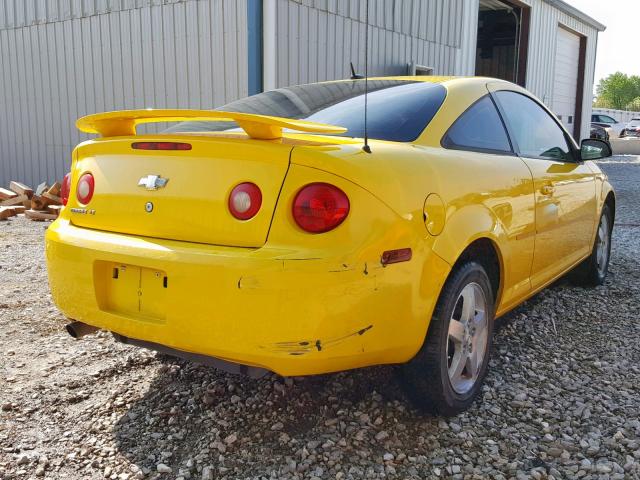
[{"xmin": 580, "ymin": 138, "xmax": 612, "ymax": 161}]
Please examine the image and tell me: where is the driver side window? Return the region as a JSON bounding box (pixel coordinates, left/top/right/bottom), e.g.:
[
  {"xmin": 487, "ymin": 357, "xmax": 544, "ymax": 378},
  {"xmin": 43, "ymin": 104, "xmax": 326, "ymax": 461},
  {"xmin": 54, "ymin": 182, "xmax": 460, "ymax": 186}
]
[{"xmin": 495, "ymin": 91, "xmax": 572, "ymax": 162}]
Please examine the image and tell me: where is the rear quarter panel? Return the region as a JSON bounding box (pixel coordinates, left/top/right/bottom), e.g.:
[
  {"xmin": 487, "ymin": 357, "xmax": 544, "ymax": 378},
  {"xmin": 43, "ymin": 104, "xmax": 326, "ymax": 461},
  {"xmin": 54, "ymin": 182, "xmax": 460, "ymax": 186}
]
[
  {"xmin": 265, "ymin": 162, "xmax": 451, "ymax": 362},
  {"xmin": 291, "ymin": 78, "xmax": 538, "ymax": 314}
]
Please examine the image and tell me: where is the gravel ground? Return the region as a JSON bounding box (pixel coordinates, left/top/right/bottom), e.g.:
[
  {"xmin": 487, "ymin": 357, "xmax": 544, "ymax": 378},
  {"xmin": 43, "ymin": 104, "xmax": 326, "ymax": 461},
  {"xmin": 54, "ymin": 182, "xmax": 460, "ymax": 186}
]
[{"xmin": 1, "ymin": 156, "xmax": 639, "ymax": 480}]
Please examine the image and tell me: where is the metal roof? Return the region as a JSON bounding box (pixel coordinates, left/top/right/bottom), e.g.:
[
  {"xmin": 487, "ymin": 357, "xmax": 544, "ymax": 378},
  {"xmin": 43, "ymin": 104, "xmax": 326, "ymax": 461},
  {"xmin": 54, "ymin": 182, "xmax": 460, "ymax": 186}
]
[
  {"xmin": 545, "ymin": 0, "xmax": 606, "ymax": 31},
  {"xmin": 479, "ymin": 0, "xmax": 606, "ymax": 32}
]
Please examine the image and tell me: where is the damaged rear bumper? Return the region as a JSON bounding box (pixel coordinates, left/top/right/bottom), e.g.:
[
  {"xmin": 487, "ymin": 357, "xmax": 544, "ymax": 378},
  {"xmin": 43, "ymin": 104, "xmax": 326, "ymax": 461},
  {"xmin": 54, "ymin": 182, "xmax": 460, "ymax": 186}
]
[
  {"xmin": 112, "ymin": 333, "xmax": 269, "ymax": 378},
  {"xmin": 46, "ymin": 220, "xmax": 449, "ymax": 376}
]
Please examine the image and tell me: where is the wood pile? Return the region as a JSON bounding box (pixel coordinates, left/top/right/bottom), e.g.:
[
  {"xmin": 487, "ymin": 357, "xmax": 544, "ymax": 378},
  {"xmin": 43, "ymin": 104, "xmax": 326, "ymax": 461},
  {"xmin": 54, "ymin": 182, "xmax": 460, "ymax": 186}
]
[{"xmin": 0, "ymin": 180, "xmax": 63, "ymax": 221}]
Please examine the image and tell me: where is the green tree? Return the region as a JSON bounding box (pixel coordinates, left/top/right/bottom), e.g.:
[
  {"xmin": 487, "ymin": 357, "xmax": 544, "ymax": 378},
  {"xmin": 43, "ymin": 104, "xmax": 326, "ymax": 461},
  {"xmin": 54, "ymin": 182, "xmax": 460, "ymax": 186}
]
[
  {"xmin": 626, "ymin": 97, "xmax": 640, "ymax": 112},
  {"xmin": 595, "ymin": 72, "xmax": 640, "ymax": 109}
]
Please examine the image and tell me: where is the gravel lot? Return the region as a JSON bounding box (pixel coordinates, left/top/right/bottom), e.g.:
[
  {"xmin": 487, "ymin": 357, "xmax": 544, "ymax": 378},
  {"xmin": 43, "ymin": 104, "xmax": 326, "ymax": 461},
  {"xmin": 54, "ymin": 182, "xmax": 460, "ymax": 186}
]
[{"xmin": 1, "ymin": 156, "xmax": 639, "ymax": 480}]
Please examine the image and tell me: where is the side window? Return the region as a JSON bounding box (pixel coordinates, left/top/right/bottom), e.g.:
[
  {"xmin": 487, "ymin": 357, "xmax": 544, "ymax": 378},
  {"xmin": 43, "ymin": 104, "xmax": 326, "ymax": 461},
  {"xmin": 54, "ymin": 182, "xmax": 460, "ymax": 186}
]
[
  {"xmin": 592, "ymin": 115, "xmax": 600, "ymax": 122},
  {"xmin": 442, "ymin": 96, "xmax": 512, "ymax": 153},
  {"xmin": 601, "ymin": 115, "xmax": 616, "ymax": 124},
  {"xmin": 495, "ymin": 91, "xmax": 572, "ymax": 162}
]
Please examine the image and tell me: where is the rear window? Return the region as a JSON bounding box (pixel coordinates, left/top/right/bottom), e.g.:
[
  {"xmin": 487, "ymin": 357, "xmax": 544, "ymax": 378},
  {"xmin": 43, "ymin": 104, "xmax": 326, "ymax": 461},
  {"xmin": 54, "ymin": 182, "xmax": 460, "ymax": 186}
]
[
  {"xmin": 442, "ymin": 95, "xmax": 512, "ymax": 154},
  {"xmin": 165, "ymin": 80, "xmax": 447, "ymax": 142}
]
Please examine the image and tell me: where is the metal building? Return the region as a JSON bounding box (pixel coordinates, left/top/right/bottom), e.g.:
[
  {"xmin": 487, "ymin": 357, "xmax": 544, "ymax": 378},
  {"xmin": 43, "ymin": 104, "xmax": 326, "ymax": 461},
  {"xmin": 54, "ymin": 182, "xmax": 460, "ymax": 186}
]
[{"xmin": 0, "ymin": 0, "xmax": 604, "ymax": 187}]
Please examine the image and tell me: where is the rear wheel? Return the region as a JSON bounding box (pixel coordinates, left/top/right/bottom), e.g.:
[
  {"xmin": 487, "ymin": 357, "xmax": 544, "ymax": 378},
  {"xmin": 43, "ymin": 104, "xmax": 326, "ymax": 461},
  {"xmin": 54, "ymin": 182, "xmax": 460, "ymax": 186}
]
[
  {"xmin": 571, "ymin": 204, "xmax": 613, "ymax": 286},
  {"xmin": 400, "ymin": 262, "xmax": 495, "ymax": 416}
]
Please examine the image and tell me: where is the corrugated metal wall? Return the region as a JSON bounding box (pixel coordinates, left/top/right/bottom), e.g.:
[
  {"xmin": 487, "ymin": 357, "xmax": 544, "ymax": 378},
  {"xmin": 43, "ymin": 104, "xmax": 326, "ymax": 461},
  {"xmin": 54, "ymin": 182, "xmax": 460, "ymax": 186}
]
[
  {"xmin": 271, "ymin": 0, "xmax": 598, "ymax": 139},
  {"xmin": 0, "ymin": 0, "xmax": 602, "ymax": 186},
  {"xmin": 518, "ymin": 0, "xmax": 599, "ymax": 141},
  {"xmin": 272, "ymin": 0, "xmax": 475, "ymax": 88},
  {"xmin": 0, "ymin": 0, "xmax": 248, "ymax": 187}
]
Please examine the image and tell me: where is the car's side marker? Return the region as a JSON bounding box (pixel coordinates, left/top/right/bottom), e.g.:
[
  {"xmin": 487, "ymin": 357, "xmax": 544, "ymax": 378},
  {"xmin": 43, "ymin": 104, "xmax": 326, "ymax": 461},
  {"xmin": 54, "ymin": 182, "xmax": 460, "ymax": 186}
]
[{"xmin": 381, "ymin": 248, "xmax": 412, "ymax": 266}]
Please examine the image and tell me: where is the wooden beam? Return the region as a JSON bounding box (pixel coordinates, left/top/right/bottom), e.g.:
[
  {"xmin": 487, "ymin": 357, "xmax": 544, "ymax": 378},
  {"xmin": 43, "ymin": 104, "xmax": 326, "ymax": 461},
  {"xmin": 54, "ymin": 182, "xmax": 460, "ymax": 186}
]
[
  {"xmin": 9, "ymin": 181, "xmax": 33, "ymax": 198},
  {"xmin": 0, "ymin": 187, "xmax": 17, "ymax": 200},
  {"xmin": 47, "ymin": 205, "xmax": 63, "ymax": 216},
  {"xmin": 0, "ymin": 194, "xmax": 28, "ymax": 206},
  {"xmin": 25, "ymin": 209, "xmax": 58, "ymax": 221},
  {"xmin": 10, "ymin": 205, "xmax": 26, "ymax": 214},
  {"xmin": 42, "ymin": 192, "xmax": 62, "ymax": 205},
  {"xmin": 47, "ymin": 182, "xmax": 62, "ymax": 197},
  {"xmin": 35, "ymin": 182, "xmax": 49, "ymax": 196},
  {"xmin": 0, "ymin": 207, "xmax": 17, "ymax": 220},
  {"xmin": 31, "ymin": 196, "xmax": 50, "ymax": 211}
]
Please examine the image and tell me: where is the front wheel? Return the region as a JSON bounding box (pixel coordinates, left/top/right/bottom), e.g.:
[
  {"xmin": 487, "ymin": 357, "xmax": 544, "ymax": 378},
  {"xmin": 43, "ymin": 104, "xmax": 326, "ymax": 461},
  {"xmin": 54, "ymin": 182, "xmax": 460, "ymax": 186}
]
[{"xmin": 400, "ymin": 262, "xmax": 495, "ymax": 416}]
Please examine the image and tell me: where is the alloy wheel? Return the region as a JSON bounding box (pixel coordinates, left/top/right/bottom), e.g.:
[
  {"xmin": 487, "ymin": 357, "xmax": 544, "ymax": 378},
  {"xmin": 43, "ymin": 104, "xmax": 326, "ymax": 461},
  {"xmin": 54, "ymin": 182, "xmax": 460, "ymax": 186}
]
[
  {"xmin": 596, "ymin": 213, "xmax": 610, "ymax": 276},
  {"xmin": 446, "ymin": 282, "xmax": 488, "ymax": 394}
]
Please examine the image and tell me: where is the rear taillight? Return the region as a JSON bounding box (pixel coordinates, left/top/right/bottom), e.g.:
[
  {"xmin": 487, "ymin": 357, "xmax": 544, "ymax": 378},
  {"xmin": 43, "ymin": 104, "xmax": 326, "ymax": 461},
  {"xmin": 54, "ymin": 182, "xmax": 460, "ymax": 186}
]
[
  {"xmin": 132, "ymin": 142, "xmax": 192, "ymax": 150},
  {"xmin": 292, "ymin": 183, "xmax": 350, "ymax": 233},
  {"xmin": 229, "ymin": 182, "xmax": 262, "ymax": 220},
  {"xmin": 76, "ymin": 173, "xmax": 95, "ymax": 205},
  {"xmin": 61, "ymin": 173, "xmax": 71, "ymax": 206}
]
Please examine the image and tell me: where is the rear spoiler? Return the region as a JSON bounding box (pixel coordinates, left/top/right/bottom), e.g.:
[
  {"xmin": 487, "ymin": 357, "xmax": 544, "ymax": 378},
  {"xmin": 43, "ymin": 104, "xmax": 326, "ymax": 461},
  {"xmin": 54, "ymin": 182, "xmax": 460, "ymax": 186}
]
[{"xmin": 76, "ymin": 109, "xmax": 347, "ymax": 140}]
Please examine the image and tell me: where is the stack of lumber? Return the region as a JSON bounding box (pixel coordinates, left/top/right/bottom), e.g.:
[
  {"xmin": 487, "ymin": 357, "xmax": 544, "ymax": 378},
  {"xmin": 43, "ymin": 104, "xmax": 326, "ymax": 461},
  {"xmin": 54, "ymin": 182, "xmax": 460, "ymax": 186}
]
[{"xmin": 0, "ymin": 180, "xmax": 63, "ymax": 221}]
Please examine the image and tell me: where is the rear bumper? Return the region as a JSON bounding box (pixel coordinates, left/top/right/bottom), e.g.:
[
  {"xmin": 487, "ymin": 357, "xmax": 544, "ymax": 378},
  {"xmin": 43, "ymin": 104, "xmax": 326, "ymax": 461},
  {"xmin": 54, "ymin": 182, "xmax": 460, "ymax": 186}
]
[{"xmin": 45, "ymin": 220, "xmax": 449, "ymax": 376}]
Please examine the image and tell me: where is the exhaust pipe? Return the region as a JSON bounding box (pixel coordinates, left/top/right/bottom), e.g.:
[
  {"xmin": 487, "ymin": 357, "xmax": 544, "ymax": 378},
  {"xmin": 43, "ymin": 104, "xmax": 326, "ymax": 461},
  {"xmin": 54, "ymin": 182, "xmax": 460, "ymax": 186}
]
[{"xmin": 65, "ymin": 321, "xmax": 99, "ymax": 339}]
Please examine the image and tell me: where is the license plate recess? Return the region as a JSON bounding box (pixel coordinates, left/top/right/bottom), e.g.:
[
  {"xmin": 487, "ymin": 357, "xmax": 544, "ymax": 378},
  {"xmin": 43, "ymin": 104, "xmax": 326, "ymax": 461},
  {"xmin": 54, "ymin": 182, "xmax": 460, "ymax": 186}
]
[{"xmin": 94, "ymin": 261, "xmax": 167, "ymax": 323}]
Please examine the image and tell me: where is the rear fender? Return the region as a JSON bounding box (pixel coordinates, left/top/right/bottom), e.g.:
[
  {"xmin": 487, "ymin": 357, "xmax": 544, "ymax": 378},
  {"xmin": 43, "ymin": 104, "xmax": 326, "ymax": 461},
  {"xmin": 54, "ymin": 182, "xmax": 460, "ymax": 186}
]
[
  {"xmin": 431, "ymin": 204, "xmax": 507, "ymax": 304},
  {"xmin": 266, "ymin": 163, "xmax": 449, "ymax": 360}
]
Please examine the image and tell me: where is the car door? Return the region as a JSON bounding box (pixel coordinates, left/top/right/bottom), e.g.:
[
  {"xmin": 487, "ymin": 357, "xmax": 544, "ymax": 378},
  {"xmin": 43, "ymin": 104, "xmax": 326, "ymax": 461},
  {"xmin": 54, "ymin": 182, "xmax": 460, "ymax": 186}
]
[
  {"xmin": 492, "ymin": 89, "xmax": 597, "ymax": 289},
  {"xmin": 440, "ymin": 94, "xmax": 536, "ymax": 309}
]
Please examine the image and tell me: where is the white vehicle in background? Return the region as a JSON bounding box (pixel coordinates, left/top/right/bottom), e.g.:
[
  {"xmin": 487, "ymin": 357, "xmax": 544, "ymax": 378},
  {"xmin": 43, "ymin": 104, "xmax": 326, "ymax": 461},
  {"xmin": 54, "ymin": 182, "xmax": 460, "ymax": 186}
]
[
  {"xmin": 591, "ymin": 113, "xmax": 626, "ymax": 137},
  {"xmin": 621, "ymin": 118, "xmax": 640, "ymax": 138}
]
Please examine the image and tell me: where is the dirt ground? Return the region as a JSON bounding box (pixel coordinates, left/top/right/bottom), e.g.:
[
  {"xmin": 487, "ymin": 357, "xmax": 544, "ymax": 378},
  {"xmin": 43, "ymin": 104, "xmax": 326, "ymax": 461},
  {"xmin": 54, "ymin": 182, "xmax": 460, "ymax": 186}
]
[{"xmin": 1, "ymin": 156, "xmax": 639, "ymax": 480}]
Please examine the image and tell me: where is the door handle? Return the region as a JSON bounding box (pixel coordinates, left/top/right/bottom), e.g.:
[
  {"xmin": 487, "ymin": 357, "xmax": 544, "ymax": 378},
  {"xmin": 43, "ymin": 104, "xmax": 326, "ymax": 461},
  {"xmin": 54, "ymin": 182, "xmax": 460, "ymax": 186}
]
[{"xmin": 540, "ymin": 185, "xmax": 555, "ymax": 196}]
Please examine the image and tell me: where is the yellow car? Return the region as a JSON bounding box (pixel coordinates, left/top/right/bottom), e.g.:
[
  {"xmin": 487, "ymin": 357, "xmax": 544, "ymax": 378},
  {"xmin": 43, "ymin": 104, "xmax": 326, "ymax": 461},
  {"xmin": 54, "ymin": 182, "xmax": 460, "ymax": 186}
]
[{"xmin": 46, "ymin": 77, "xmax": 614, "ymax": 415}]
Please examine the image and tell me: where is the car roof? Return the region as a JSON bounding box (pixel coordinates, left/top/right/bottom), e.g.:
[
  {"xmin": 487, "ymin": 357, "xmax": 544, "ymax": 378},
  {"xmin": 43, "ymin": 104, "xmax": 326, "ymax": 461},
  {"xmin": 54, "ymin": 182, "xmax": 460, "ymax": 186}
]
[
  {"xmin": 325, "ymin": 75, "xmax": 516, "ymax": 87},
  {"xmin": 338, "ymin": 75, "xmax": 524, "ymax": 98},
  {"xmin": 366, "ymin": 75, "xmax": 456, "ymax": 83}
]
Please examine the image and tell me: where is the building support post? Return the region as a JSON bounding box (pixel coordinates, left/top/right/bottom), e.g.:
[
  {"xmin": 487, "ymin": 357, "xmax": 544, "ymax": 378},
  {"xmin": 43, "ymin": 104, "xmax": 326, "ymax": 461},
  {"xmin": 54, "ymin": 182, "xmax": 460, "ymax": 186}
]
[
  {"xmin": 248, "ymin": 0, "xmax": 264, "ymax": 95},
  {"xmin": 262, "ymin": 0, "xmax": 277, "ymax": 91}
]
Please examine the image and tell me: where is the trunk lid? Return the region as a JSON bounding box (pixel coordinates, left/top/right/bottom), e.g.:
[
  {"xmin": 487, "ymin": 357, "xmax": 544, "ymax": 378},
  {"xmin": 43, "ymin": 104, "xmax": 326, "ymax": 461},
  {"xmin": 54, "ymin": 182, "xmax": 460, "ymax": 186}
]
[{"xmin": 70, "ymin": 136, "xmax": 292, "ymax": 247}]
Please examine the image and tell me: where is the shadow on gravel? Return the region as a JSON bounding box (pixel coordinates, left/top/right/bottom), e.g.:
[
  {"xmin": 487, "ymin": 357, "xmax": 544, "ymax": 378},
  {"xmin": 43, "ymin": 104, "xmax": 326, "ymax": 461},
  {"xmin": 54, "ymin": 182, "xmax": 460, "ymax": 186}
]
[
  {"xmin": 112, "ymin": 354, "xmax": 409, "ymax": 475},
  {"xmin": 110, "ymin": 276, "xmax": 579, "ymax": 477}
]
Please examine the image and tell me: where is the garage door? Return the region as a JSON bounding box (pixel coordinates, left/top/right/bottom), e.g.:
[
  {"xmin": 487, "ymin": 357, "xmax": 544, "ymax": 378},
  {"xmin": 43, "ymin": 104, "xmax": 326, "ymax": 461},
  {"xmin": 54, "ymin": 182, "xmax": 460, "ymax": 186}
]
[{"xmin": 552, "ymin": 27, "xmax": 580, "ymax": 134}]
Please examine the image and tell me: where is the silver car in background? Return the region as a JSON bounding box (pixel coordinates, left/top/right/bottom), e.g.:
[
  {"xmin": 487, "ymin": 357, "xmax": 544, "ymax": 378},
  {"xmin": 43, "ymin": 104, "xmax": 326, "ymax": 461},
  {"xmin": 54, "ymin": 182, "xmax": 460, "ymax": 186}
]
[
  {"xmin": 621, "ymin": 118, "xmax": 640, "ymax": 137},
  {"xmin": 591, "ymin": 113, "xmax": 626, "ymax": 137}
]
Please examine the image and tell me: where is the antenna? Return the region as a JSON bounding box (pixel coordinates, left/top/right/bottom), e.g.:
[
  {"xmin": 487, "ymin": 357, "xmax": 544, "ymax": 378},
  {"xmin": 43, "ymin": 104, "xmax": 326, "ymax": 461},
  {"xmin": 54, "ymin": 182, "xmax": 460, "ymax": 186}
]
[
  {"xmin": 350, "ymin": 62, "xmax": 364, "ymax": 80},
  {"xmin": 362, "ymin": 0, "xmax": 371, "ymax": 154}
]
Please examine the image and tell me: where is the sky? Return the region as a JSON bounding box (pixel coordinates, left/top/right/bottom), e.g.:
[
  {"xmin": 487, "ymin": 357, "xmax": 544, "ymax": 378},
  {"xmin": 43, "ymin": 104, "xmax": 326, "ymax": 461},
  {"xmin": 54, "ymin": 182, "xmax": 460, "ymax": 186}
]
[{"xmin": 567, "ymin": 0, "xmax": 640, "ymax": 88}]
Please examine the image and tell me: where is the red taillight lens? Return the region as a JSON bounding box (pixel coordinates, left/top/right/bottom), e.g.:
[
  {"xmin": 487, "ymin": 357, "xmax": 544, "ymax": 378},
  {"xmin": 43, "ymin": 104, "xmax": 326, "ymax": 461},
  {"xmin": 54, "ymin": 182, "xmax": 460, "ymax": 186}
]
[
  {"xmin": 76, "ymin": 173, "xmax": 95, "ymax": 205},
  {"xmin": 229, "ymin": 182, "xmax": 262, "ymax": 220},
  {"xmin": 292, "ymin": 183, "xmax": 350, "ymax": 233},
  {"xmin": 132, "ymin": 142, "xmax": 192, "ymax": 150},
  {"xmin": 61, "ymin": 173, "xmax": 71, "ymax": 206}
]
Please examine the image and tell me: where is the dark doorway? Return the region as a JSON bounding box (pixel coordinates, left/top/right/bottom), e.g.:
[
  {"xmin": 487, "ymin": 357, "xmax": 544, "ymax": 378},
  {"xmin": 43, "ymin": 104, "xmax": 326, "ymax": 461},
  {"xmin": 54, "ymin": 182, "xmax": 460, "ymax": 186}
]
[{"xmin": 476, "ymin": 0, "xmax": 530, "ymax": 86}]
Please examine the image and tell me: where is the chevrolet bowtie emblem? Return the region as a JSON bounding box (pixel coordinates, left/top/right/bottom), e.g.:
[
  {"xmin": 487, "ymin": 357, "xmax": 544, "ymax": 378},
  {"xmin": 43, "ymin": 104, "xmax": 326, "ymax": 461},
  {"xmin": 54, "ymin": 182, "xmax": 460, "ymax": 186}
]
[{"xmin": 138, "ymin": 175, "xmax": 169, "ymax": 190}]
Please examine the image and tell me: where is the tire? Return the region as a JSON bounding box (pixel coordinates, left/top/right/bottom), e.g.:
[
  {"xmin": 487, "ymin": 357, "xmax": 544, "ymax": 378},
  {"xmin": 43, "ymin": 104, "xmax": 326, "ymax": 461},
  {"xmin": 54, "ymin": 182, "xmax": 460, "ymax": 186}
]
[
  {"xmin": 400, "ymin": 262, "xmax": 495, "ymax": 416},
  {"xmin": 570, "ymin": 204, "xmax": 613, "ymax": 286}
]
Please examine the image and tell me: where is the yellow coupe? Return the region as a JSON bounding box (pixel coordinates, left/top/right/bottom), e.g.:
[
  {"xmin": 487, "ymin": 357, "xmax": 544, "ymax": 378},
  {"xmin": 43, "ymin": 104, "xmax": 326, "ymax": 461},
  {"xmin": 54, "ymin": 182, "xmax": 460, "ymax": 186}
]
[{"xmin": 46, "ymin": 77, "xmax": 614, "ymax": 415}]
